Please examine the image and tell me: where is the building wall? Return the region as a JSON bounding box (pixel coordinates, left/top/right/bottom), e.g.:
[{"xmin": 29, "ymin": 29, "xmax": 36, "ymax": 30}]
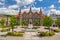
[
  {"xmin": 18, "ymin": 8, "xmax": 44, "ymax": 26},
  {"xmin": 50, "ymin": 14, "xmax": 60, "ymax": 27}
]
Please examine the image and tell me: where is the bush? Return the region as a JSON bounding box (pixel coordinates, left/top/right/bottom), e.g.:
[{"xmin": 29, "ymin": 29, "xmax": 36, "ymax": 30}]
[
  {"xmin": 7, "ymin": 32, "xmax": 24, "ymax": 37},
  {"xmin": 1, "ymin": 29, "xmax": 7, "ymax": 32},
  {"xmin": 32, "ymin": 26, "xmax": 40, "ymax": 29},
  {"xmin": 32, "ymin": 27, "xmax": 37, "ymax": 29},
  {"xmin": 39, "ymin": 32, "xmax": 49, "ymax": 36},
  {"xmin": 21, "ymin": 26, "xmax": 28, "ymax": 28},
  {"xmin": 44, "ymin": 27, "xmax": 49, "ymax": 29},
  {"xmin": 54, "ymin": 29, "xmax": 60, "ymax": 32},
  {"xmin": 0, "ymin": 26, "xmax": 7, "ymax": 28},
  {"xmin": 49, "ymin": 32, "xmax": 55, "ymax": 36},
  {"xmin": 39, "ymin": 32, "xmax": 55, "ymax": 37}
]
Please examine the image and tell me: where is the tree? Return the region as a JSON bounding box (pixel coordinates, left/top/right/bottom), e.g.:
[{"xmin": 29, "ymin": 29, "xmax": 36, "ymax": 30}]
[
  {"xmin": 43, "ymin": 17, "xmax": 53, "ymax": 32},
  {"xmin": 34, "ymin": 20, "xmax": 39, "ymax": 26},
  {"xmin": 0, "ymin": 18, "xmax": 5, "ymax": 26},
  {"xmin": 22, "ymin": 20, "xmax": 27, "ymax": 26},
  {"xmin": 55, "ymin": 19, "xmax": 60, "ymax": 28},
  {"xmin": 10, "ymin": 16, "xmax": 19, "ymax": 32},
  {"xmin": 4, "ymin": 15, "xmax": 11, "ymax": 26}
]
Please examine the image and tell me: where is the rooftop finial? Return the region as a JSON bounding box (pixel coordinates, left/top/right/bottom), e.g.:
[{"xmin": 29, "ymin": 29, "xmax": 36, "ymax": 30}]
[
  {"xmin": 29, "ymin": 7, "xmax": 32, "ymax": 14},
  {"xmin": 40, "ymin": 8, "xmax": 42, "ymax": 14}
]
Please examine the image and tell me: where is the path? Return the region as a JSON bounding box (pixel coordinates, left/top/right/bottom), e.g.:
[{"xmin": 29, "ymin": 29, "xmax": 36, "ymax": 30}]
[{"xmin": 24, "ymin": 32, "xmax": 39, "ymax": 40}]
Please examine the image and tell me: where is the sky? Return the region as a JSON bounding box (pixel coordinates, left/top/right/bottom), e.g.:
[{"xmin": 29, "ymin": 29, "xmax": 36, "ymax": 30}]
[{"xmin": 0, "ymin": 0, "xmax": 60, "ymax": 15}]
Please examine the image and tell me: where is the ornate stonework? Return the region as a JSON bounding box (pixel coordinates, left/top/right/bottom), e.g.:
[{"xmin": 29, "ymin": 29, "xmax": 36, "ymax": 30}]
[{"xmin": 17, "ymin": 8, "xmax": 46, "ymax": 26}]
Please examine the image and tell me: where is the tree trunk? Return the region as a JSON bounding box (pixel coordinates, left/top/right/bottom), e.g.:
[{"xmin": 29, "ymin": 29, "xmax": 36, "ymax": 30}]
[
  {"xmin": 49, "ymin": 27, "xmax": 50, "ymax": 36},
  {"xmin": 6, "ymin": 16, "xmax": 8, "ymax": 26},
  {"xmin": 12, "ymin": 27, "xmax": 14, "ymax": 32}
]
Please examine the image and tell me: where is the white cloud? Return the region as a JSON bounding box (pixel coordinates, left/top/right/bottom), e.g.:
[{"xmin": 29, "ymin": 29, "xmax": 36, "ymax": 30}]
[
  {"xmin": 0, "ymin": 2, "xmax": 4, "ymax": 5},
  {"xmin": 58, "ymin": 0, "xmax": 60, "ymax": 3},
  {"xmin": 0, "ymin": 7, "xmax": 44, "ymax": 15},
  {"xmin": 22, "ymin": 7, "xmax": 40, "ymax": 12},
  {"xmin": 50, "ymin": 5, "xmax": 55, "ymax": 8},
  {"xmin": 59, "ymin": 7, "xmax": 60, "ymax": 8},
  {"xmin": 24, "ymin": 6, "xmax": 27, "ymax": 8},
  {"xmin": 0, "ymin": 0, "xmax": 5, "ymax": 6},
  {"xmin": 1, "ymin": 0, "xmax": 5, "ymax": 2},
  {"xmin": 15, "ymin": 0, "xmax": 35, "ymax": 6},
  {"xmin": 22, "ymin": 7, "xmax": 44, "ymax": 13},
  {"xmin": 35, "ymin": 2, "xmax": 37, "ymax": 4},
  {"xmin": 47, "ymin": 9, "xmax": 60, "ymax": 16},
  {"xmin": 0, "ymin": 7, "xmax": 18, "ymax": 15},
  {"xmin": 8, "ymin": 5, "xmax": 19, "ymax": 9},
  {"xmin": 39, "ymin": 0, "xmax": 43, "ymax": 2},
  {"xmin": 15, "ymin": 0, "xmax": 20, "ymax": 4}
]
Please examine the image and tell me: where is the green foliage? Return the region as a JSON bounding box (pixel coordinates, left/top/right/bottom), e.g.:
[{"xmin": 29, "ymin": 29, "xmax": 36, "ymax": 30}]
[
  {"xmin": 32, "ymin": 26, "xmax": 40, "ymax": 29},
  {"xmin": 7, "ymin": 32, "xmax": 23, "ymax": 37},
  {"xmin": 1, "ymin": 29, "xmax": 7, "ymax": 32},
  {"xmin": 0, "ymin": 18, "xmax": 5, "ymax": 26},
  {"xmin": 0, "ymin": 26, "xmax": 6, "ymax": 28},
  {"xmin": 55, "ymin": 19, "xmax": 60, "ymax": 26},
  {"xmin": 49, "ymin": 32, "xmax": 55, "ymax": 36},
  {"xmin": 54, "ymin": 29, "xmax": 60, "ymax": 32},
  {"xmin": 22, "ymin": 20, "xmax": 27, "ymax": 25},
  {"xmin": 43, "ymin": 17, "xmax": 53, "ymax": 27},
  {"xmin": 34, "ymin": 20, "xmax": 39, "ymax": 26},
  {"xmin": 10, "ymin": 16, "xmax": 19, "ymax": 32},
  {"xmin": 39, "ymin": 32, "xmax": 55, "ymax": 37},
  {"xmin": 39, "ymin": 32, "xmax": 49, "ymax": 36},
  {"xmin": 21, "ymin": 26, "xmax": 28, "ymax": 28},
  {"xmin": 10, "ymin": 16, "xmax": 19, "ymax": 26}
]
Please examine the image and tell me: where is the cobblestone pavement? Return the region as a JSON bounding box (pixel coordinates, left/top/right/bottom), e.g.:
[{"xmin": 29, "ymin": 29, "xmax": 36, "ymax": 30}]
[
  {"xmin": 0, "ymin": 32, "xmax": 60, "ymax": 40},
  {"xmin": 0, "ymin": 36, "xmax": 23, "ymax": 40},
  {"xmin": 24, "ymin": 32, "xmax": 60, "ymax": 40}
]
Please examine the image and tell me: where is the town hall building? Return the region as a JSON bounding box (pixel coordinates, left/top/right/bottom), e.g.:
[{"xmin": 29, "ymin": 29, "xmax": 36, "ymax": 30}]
[{"xmin": 15, "ymin": 8, "xmax": 46, "ymax": 26}]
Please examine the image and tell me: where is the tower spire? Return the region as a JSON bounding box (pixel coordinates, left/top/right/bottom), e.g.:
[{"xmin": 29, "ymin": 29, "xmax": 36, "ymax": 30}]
[
  {"xmin": 40, "ymin": 8, "xmax": 43, "ymax": 26},
  {"xmin": 19, "ymin": 8, "xmax": 21, "ymax": 16},
  {"xmin": 29, "ymin": 7, "xmax": 32, "ymax": 14},
  {"xmin": 40, "ymin": 8, "xmax": 42, "ymax": 14}
]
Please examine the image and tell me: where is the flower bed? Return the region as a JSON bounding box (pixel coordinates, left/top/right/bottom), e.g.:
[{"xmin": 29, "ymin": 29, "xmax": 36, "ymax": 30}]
[
  {"xmin": 32, "ymin": 26, "xmax": 40, "ymax": 29},
  {"xmin": 54, "ymin": 29, "xmax": 60, "ymax": 32},
  {"xmin": 1, "ymin": 29, "xmax": 7, "ymax": 32},
  {"xmin": 39, "ymin": 32, "xmax": 55, "ymax": 37},
  {"xmin": 7, "ymin": 32, "xmax": 24, "ymax": 37}
]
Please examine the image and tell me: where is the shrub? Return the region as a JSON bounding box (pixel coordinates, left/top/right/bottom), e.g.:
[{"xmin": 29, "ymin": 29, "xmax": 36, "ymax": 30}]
[
  {"xmin": 39, "ymin": 32, "xmax": 49, "ymax": 36},
  {"xmin": 39, "ymin": 32, "xmax": 55, "ymax": 37},
  {"xmin": 7, "ymin": 32, "xmax": 24, "ymax": 37},
  {"xmin": 44, "ymin": 27, "xmax": 49, "ymax": 29},
  {"xmin": 21, "ymin": 26, "xmax": 28, "ymax": 28},
  {"xmin": 0, "ymin": 26, "xmax": 7, "ymax": 28},
  {"xmin": 54, "ymin": 29, "xmax": 60, "ymax": 32},
  {"xmin": 1, "ymin": 29, "xmax": 7, "ymax": 32},
  {"xmin": 32, "ymin": 27, "xmax": 37, "ymax": 29},
  {"xmin": 32, "ymin": 26, "xmax": 40, "ymax": 29},
  {"xmin": 49, "ymin": 32, "xmax": 55, "ymax": 36}
]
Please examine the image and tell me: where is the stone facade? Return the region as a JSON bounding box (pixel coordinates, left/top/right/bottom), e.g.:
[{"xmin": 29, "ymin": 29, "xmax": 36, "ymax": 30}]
[
  {"xmin": 16, "ymin": 8, "xmax": 46, "ymax": 26},
  {"xmin": 50, "ymin": 14, "xmax": 60, "ymax": 27}
]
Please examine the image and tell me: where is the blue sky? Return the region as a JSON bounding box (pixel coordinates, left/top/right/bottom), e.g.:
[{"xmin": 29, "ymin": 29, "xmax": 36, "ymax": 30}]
[{"xmin": 0, "ymin": 0, "xmax": 60, "ymax": 15}]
